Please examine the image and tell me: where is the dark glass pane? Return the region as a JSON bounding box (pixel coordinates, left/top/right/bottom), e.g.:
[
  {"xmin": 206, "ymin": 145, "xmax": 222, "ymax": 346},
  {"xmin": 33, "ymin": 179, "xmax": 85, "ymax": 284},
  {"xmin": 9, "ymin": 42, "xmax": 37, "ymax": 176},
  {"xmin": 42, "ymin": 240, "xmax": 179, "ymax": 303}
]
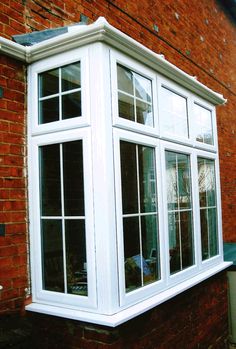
[
  {"xmin": 120, "ymin": 141, "xmax": 138, "ymax": 214},
  {"xmin": 41, "ymin": 219, "xmax": 64, "ymax": 292},
  {"xmin": 65, "ymin": 220, "xmax": 87, "ymax": 296},
  {"xmin": 123, "ymin": 217, "xmax": 142, "ymax": 292},
  {"xmin": 63, "ymin": 141, "xmax": 84, "ymax": 216},
  {"xmin": 139, "ymin": 146, "xmax": 157, "ymax": 213},
  {"xmin": 136, "ymin": 100, "xmax": 153, "ymax": 126},
  {"xmin": 200, "ymin": 209, "xmax": 209, "ymax": 260},
  {"xmin": 40, "ymin": 144, "xmax": 61, "ymax": 216},
  {"xmin": 169, "ymin": 211, "xmax": 181, "ymax": 274},
  {"xmin": 141, "ymin": 215, "xmax": 160, "ymax": 284},
  {"xmin": 62, "ymin": 91, "xmax": 81, "ymax": 119},
  {"xmin": 117, "ymin": 64, "xmax": 133, "ymax": 94},
  {"xmin": 39, "ymin": 97, "xmax": 59, "ymax": 124},
  {"xmin": 180, "ymin": 210, "xmax": 194, "ymax": 269},
  {"xmin": 118, "ymin": 92, "xmax": 135, "ymax": 121},
  {"xmin": 39, "ymin": 68, "xmax": 59, "ymax": 97},
  {"xmin": 62, "ymin": 62, "xmax": 81, "ymax": 92},
  {"xmin": 209, "ymin": 208, "xmax": 218, "ymax": 257}
]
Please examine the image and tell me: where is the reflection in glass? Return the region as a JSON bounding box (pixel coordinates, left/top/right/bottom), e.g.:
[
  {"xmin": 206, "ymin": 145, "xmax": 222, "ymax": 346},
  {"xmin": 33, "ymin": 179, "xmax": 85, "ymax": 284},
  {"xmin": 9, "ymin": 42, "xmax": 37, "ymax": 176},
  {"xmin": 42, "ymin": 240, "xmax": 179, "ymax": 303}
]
[
  {"xmin": 198, "ymin": 158, "xmax": 218, "ymax": 260},
  {"xmin": 40, "ymin": 144, "xmax": 61, "ymax": 216},
  {"xmin": 66, "ymin": 220, "xmax": 87, "ymax": 296},
  {"xmin": 117, "ymin": 64, "xmax": 153, "ymax": 126},
  {"xmin": 118, "ymin": 92, "xmax": 135, "ymax": 122},
  {"xmin": 62, "ymin": 63, "xmax": 81, "ymax": 91},
  {"xmin": 39, "ymin": 68, "xmax": 59, "ymax": 97},
  {"xmin": 63, "ymin": 141, "xmax": 84, "ymax": 216},
  {"xmin": 136, "ymin": 100, "xmax": 153, "ymax": 126},
  {"xmin": 42, "ymin": 219, "xmax": 64, "ymax": 292},
  {"xmin": 160, "ymin": 87, "xmax": 188, "ymax": 138},
  {"xmin": 194, "ymin": 104, "xmax": 213, "ymax": 145},
  {"xmin": 120, "ymin": 141, "xmax": 160, "ymax": 292},
  {"xmin": 165, "ymin": 151, "xmax": 194, "ymax": 274},
  {"xmin": 117, "ymin": 64, "xmax": 133, "ymax": 94},
  {"xmin": 62, "ymin": 91, "xmax": 81, "ymax": 119}
]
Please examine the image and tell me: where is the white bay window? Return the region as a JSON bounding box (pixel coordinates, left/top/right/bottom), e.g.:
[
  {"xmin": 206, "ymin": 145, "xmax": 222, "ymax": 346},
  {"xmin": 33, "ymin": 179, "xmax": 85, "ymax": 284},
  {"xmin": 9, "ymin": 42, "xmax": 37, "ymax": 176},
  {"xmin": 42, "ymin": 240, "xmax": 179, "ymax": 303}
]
[{"xmin": 26, "ymin": 17, "xmax": 230, "ymax": 326}]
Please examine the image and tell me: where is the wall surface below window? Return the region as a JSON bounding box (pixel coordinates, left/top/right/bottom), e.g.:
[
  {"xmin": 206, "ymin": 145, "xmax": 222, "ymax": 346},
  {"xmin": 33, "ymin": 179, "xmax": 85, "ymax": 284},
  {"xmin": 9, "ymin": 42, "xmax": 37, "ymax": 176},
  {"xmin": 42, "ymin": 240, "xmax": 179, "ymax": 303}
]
[
  {"xmin": 0, "ymin": 0, "xmax": 235, "ymax": 348},
  {"xmin": 0, "ymin": 272, "xmax": 229, "ymax": 348}
]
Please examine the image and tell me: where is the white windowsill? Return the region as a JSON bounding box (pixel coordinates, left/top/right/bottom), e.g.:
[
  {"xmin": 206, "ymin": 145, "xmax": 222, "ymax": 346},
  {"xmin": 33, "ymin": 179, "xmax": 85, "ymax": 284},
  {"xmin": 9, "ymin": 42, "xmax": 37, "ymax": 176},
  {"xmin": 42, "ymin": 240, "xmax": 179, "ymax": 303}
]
[{"xmin": 26, "ymin": 261, "xmax": 231, "ymax": 327}]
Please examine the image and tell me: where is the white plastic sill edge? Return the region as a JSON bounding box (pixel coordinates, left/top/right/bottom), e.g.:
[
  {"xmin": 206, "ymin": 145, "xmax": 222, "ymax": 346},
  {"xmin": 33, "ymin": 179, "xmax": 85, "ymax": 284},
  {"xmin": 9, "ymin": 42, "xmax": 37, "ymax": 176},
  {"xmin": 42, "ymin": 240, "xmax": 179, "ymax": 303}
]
[{"xmin": 26, "ymin": 261, "xmax": 232, "ymax": 327}]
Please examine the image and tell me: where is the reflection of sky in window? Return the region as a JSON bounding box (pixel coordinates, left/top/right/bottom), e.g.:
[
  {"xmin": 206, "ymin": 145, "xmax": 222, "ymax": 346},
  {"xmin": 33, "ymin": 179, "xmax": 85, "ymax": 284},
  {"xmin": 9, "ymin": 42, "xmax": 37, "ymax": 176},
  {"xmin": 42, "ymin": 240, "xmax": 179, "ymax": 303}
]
[{"xmin": 194, "ymin": 104, "xmax": 213, "ymax": 144}]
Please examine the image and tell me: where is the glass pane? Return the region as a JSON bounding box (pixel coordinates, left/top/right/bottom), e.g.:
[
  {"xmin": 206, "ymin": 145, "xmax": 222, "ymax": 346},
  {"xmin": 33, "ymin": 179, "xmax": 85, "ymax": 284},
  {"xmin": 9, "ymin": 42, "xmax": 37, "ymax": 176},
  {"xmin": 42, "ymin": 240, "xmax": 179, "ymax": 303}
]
[
  {"xmin": 177, "ymin": 153, "xmax": 191, "ymax": 209},
  {"xmin": 42, "ymin": 219, "xmax": 64, "ymax": 292},
  {"xmin": 194, "ymin": 103, "xmax": 213, "ymax": 145},
  {"xmin": 141, "ymin": 215, "xmax": 160, "ymax": 284},
  {"xmin": 63, "ymin": 141, "xmax": 84, "ymax": 216},
  {"xmin": 134, "ymin": 74, "xmax": 152, "ymax": 102},
  {"xmin": 117, "ymin": 64, "xmax": 133, "ymax": 94},
  {"xmin": 169, "ymin": 211, "xmax": 181, "ymax": 274},
  {"xmin": 166, "ymin": 152, "xmax": 191, "ymax": 210},
  {"xmin": 180, "ymin": 210, "xmax": 194, "ymax": 269},
  {"xmin": 120, "ymin": 141, "xmax": 138, "ymax": 214},
  {"xmin": 166, "ymin": 152, "xmax": 178, "ymax": 211},
  {"xmin": 62, "ymin": 91, "xmax": 81, "ymax": 119},
  {"xmin": 139, "ymin": 146, "xmax": 157, "ymax": 212},
  {"xmin": 39, "ymin": 97, "xmax": 59, "ymax": 124},
  {"xmin": 198, "ymin": 157, "xmax": 218, "ymax": 261},
  {"xmin": 136, "ymin": 100, "xmax": 153, "ymax": 126},
  {"xmin": 65, "ymin": 220, "xmax": 87, "ymax": 296},
  {"xmin": 161, "ymin": 87, "xmax": 188, "ymax": 138},
  {"xmin": 39, "ymin": 68, "xmax": 59, "ymax": 97},
  {"xmin": 40, "ymin": 144, "xmax": 61, "ymax": 216},
  {"xmin": 123, "ymin": 217, "xmax": 142, "ymax": 292},
  {"xmin": 208, "ymin": 208, "xmax": 218, "ymax": 257},
  {"xmin": 62, "ymin": 62, "xmax": 81, "ymax": 92},
  {"xmin": 198, "ymin": 158, "xmax": 216, "ymax": 207},
  {"xmin": 200, "ymin": 209, "xmax": 209, "ymax": 260},
  {"xmin": 118, "ymin": 92, "xmax": 135, "ymax": 121}
]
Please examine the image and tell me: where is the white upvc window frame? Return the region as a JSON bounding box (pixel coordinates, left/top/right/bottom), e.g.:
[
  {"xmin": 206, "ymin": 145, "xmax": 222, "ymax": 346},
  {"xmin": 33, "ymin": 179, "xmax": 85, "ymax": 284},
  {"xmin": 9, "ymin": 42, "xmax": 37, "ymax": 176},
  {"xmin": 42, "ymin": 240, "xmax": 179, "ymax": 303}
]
[
  {"xmin": 191, "ymin": 97, "xmax": 218, "ymax": 152},
  {"xmin": 26, "ymin": 17, "xmax": 230, "ymax": 327},
  {"xmin": 28, "ymin": 46, "xmax": 90, "ymax": 136},
  {"xmin": 113, "ymin": 128, "xmax": 166, "ymax": 307},
  {"xmin": 158, "ymin": 77, "xmax": 193, "ymax": 146},
  {"xmin": 111, "ymin": 50, "xmax": 159, "ymax": 137},
  {"xmin": 28, "ymin": 128, "xmax": 97, "ymax": 310}
]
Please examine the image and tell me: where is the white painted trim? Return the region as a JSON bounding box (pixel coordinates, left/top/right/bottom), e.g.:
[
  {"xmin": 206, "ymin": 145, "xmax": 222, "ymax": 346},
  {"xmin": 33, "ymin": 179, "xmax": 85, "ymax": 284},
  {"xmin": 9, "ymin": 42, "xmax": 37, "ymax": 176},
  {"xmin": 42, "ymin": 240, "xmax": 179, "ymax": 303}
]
[
  {"xmin": 0, "ymin": 17, "xmax": 226, "ymax": 105},
  {"xmin": 26, "ymin": 261, "xmax": 231, "ymax": 327}
]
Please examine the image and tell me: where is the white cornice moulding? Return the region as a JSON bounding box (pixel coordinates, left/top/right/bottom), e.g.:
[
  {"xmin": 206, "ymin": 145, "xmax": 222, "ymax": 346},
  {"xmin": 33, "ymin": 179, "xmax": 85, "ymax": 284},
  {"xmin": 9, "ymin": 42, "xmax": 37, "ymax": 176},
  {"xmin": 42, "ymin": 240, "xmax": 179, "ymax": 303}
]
[{"xmin": 0, "ymin": 17, "xmax": 226, "ymax": 105}]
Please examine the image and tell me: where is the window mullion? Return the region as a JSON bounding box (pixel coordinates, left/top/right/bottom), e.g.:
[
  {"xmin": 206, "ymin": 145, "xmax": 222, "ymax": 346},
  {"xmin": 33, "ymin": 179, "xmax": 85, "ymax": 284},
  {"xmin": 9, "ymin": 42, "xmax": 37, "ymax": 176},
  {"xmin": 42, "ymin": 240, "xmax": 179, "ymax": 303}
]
[
  {"xmin": 136, "ymin": 145, "xmax": 144, "ymax": 286},
  {"xmin": 60, "ymin": 143, "xmax": 67, "ymax": 293},
  {"xmin": 175, "ymin": 155, "xmax": 183, "ymax": 270},
  {"xmin": 59, "ymin": 67, "xmax": 62, "ymax": 121}
]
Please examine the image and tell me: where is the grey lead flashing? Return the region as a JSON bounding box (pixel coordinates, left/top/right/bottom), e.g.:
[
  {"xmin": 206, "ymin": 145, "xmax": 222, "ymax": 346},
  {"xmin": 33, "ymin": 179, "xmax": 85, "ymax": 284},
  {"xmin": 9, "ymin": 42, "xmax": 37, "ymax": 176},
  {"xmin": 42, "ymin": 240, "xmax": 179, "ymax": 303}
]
[{"xmin": 12, "ymin": 26, "xmax": 70, "ymax": 46}]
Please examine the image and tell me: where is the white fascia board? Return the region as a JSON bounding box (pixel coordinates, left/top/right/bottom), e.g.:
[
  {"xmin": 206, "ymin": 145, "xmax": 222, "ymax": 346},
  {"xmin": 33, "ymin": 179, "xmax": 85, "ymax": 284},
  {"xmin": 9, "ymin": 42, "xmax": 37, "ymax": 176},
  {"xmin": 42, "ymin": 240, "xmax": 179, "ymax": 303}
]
[
  {"xmin": 0, "ymin": 36, "xmax": 29, "ymax": 62},
  {"xmin": 0, "ymin": 17, "xmax": 226, "ymax": 105},
  {"xmin": 26, "ymin": 261, "xmax": 232, "ymax": 327}
]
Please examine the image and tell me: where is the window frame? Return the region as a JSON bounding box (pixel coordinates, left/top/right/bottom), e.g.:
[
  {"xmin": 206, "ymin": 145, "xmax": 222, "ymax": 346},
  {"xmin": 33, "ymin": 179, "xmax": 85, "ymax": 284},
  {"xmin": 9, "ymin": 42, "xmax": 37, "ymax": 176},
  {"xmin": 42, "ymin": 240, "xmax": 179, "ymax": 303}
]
[
  {"xmin": 26, "ymin": 23, "xmax": 229, "ymax": 325},
  {"xmin": 111, "ymin": 51, "xmax": 159, "ymax": 138},
  {"xmin": 113, "ymin": 128, "xmax": 166, "ymax": 307},
  {"xmin": 28, "ymin": 46, "xmax": 90, "ymax": 136}
]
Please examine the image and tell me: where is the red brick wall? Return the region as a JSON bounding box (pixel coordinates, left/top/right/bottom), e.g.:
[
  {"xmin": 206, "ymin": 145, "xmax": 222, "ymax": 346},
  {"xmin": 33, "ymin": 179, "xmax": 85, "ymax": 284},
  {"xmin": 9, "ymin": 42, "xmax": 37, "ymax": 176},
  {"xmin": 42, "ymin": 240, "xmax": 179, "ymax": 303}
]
[
  {"xmin": 26, "ymin": 272, "xmax": 228, "ymax": 349},
  {"xmin": 0, "ymin": 0, "xmax": 235, "ymax": 347},
  {"xmin": 0, "ymin": 54, "xmax": 28, "ymax": 314}
]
